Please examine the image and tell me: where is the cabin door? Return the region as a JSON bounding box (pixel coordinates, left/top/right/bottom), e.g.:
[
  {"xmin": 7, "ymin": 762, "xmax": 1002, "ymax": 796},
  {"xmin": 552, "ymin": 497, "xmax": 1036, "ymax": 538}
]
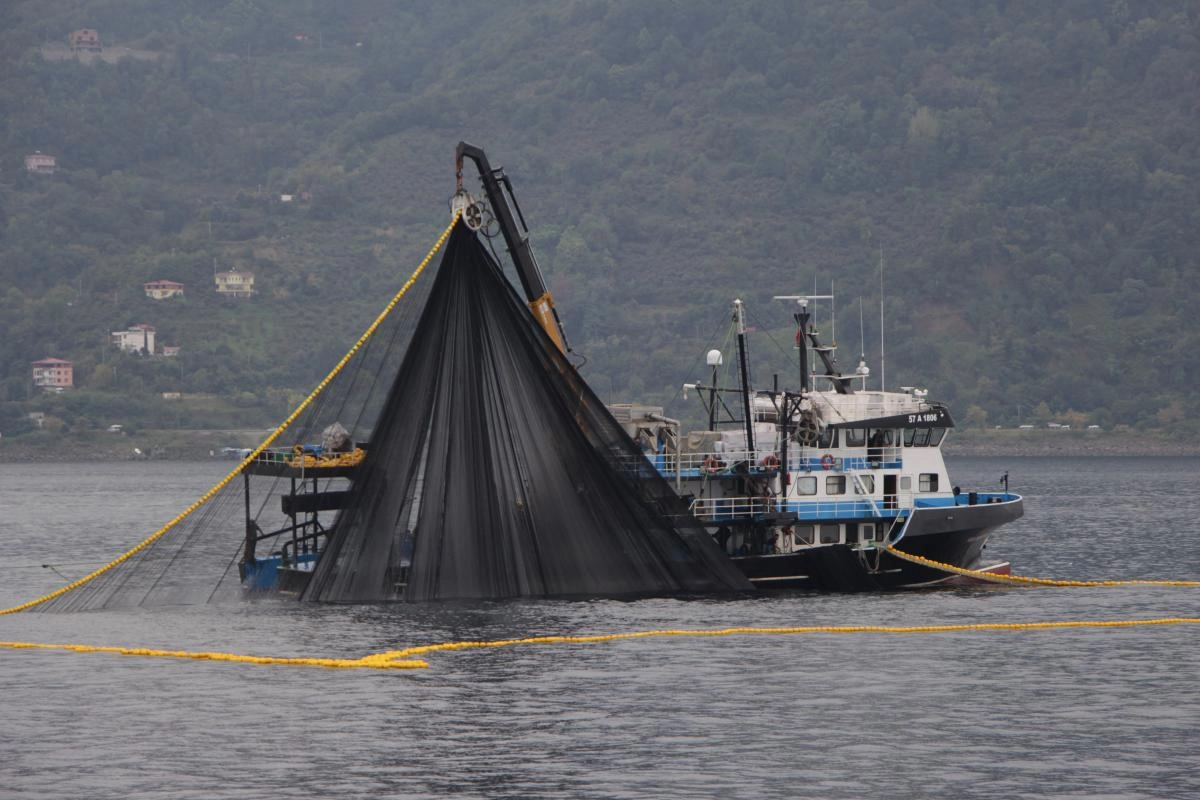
[{"xmin": 883, "ymin": 474, "xmax": 898, "ymax": 510}]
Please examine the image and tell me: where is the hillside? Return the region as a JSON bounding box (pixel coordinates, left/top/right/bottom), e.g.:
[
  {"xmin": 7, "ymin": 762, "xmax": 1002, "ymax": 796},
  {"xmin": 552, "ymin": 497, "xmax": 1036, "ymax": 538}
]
[{"xmin": 2, "ymin": 0, "xmax": 1198, "ymax": 443}]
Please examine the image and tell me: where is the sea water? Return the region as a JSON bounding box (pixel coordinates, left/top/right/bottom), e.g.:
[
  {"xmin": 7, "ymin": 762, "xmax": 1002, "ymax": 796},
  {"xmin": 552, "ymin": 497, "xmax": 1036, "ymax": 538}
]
[{"xmin": 1, "ymin": 457, "xmax": 1197, "ymax": 799}]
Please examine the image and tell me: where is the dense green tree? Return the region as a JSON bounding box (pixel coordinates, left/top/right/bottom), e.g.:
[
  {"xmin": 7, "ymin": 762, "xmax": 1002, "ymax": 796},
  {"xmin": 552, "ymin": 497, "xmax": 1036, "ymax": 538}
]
[{"xmin": 0, "ymin": 0, "xmax": 1197, "ymax": 439}]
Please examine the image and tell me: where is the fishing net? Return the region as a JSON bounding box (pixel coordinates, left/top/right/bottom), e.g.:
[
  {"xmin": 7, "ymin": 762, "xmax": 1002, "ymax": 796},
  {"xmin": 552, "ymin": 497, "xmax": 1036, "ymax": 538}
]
[
  {"xmin": 304, "ymin": 222, "xmax": 749, "ymax": 601},
  {"xmin": 32, "ymin": 220, "xmax": 748, "ymax": 612},
  {"xmin": 32, "ymin": 226, "xmax": 447, "ymax": 612}
]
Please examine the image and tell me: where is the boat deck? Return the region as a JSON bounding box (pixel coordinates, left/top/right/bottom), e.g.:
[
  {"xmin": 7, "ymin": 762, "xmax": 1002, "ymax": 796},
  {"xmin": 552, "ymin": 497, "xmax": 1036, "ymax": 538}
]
[{"xmin": 241, "ymin": 447, "xmax": 365, "ymax": 479}]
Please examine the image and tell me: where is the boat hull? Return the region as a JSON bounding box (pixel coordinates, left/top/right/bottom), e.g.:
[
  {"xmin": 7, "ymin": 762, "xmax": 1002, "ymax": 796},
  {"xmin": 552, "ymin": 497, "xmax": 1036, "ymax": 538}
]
[{"xmin": 732, "ymin": 497, "xmax": 1023, "ymax": 591}]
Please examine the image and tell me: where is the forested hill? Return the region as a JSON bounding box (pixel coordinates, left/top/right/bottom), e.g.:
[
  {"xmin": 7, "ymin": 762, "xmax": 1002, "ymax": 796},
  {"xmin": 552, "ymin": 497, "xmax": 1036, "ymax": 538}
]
[{"xmin": 2, "ymin": 0, "xmax": 1198, "ymax": 440}]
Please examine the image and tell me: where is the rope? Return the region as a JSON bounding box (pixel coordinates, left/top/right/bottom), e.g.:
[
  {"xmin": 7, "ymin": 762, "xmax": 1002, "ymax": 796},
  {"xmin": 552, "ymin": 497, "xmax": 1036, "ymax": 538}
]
[
  {"xmin": 4, "ymin": 616, "xmax": 1197, "ymax": 671},
  {"xmin": 0, "ymin": 216, "xmax": 459, "ymax": 616},
  {"xmin": 884, "ymin": 545, "xmax": 1200, "ymax": 587},
  {"xmin": 0, "ymin": 640, "xmax": 427, "ymax": 670},
  {"xmin": 370, "ymin": 618, "xmax": 1200, "ymax": 665}
]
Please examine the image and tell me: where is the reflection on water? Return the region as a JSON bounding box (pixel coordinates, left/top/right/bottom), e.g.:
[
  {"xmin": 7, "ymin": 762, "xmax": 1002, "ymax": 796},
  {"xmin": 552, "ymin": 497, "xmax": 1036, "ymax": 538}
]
[{"xmin": 1, "ymin": 458, "xmax": 1198, "ymax": 799}]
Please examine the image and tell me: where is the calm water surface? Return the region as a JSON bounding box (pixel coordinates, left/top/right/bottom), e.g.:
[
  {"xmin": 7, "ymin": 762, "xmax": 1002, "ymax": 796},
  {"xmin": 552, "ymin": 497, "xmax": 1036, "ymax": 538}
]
[{"xmin": 1, "ymin": 457, "xmax": 1197, "ymax": 799}]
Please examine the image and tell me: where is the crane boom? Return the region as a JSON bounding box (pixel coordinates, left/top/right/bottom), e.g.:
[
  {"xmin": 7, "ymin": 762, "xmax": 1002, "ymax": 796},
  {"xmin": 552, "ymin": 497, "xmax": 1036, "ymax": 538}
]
[{"xmin": 454, "ymin": 141, "xmax": 570, "ymax": 355}]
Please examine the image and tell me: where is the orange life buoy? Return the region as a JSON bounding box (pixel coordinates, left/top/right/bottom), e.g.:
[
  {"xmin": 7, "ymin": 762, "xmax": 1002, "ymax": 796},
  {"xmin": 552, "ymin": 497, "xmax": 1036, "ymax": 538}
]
[
  {"xmin": 702, "ymin": 456, "xmax": 726, "ymax": 475},
  {"xmin": 820, "ymin": 453, "xmax": 836, "ymax": 470},
  {"xmin": 759, "ymin": 453, "xmax": 781, "ymax": 469}
]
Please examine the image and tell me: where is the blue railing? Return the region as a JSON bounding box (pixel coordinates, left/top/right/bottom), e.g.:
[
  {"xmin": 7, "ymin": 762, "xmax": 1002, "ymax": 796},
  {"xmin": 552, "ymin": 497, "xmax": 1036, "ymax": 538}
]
[
  {"xmin": 689, "ymin": 496, "xmax": 905, "ymax": 523},
  {"xmin": 915, "ymin": 492, "xmax": 1020, "ymax": 508}
]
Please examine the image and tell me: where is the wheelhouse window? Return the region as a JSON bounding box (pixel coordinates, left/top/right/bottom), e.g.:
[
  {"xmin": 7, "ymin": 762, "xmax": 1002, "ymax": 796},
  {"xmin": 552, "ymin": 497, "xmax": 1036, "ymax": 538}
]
[
  {"xmin": 919, "ymin": 473, "xmax": 939, "ymax": 492},
  {"xmin": 929, "ymin": 428, "xmax": 946, "ymax": 446},
  {"xmin": 795, "ymin": 476, "xmax": 818, "ymax": 495},
  {"xmin": 826, "ymin": 475, "xmax": 846, "ymax": 495},
  {"xmin": 855, "ymin": 475, "xmax": 875, "ymax": 494},
  {"xmin": 819, "ymin": 524, "xmax": 840, "ymax": 544},
  {"xmin": 907, "ymin": 428, "xmax": 931, "ymax": 447},
  {"xmin": 817, "ymin": 427, "xmax": 839, "ymax": 448},
  {"xmin": 845, "ymin": 428, "xmax": 866, "ymax": 447}
]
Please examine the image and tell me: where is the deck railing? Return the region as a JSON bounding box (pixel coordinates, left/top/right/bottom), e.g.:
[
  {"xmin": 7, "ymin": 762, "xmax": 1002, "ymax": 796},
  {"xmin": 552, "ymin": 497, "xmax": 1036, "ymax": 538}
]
[
  {"xmin": 649, "ymin": 446, "xmax": 903, "ymax": 477},
  {"xmin": 689, "ymin": 495, "xmax": 900, "ymax": 522}
]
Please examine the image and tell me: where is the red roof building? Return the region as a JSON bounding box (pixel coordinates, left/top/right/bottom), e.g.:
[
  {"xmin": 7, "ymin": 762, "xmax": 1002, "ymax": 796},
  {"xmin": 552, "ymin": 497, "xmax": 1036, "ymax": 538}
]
[
  {"xmin": 69, "ymin": 29, "xmax": 102, "ymax": 53},
  {"xmin": 144, "ymin": 279, "xmax": 185, "ymax": 299}
]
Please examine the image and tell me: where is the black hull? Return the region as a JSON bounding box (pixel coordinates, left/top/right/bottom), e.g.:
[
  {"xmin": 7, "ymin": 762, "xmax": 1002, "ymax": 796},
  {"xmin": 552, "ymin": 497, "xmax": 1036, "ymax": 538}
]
[{"xmin": 733, "ymin": 497, "xmax": 1023, "ymax": 591}]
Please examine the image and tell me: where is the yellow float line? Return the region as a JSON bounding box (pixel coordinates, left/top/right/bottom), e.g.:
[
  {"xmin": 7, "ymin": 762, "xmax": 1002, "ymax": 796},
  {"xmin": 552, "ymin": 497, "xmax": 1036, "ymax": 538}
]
[
  {"xmin": 884, "ymin": 545, "xmax": 1200, "ymax": 587},
  {"xmin": 0, "ymin": 640, "xmax": 427, "ymax": 669},
  {"xmin": 370, "ymin": 617, "xmax": 1200, "ymax": 665},
  {"xmin": 4, "ymin": 616, "xmax": 1198, "ymax": 671},
  {"xmin": 0, "ymin": 216, "xmax": 459, "ymax": 616}
]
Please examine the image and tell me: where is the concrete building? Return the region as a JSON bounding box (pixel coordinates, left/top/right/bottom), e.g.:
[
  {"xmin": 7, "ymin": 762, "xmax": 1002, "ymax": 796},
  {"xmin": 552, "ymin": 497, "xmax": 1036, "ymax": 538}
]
[
  {"xmin": 69, "ymin": 29, "xmax": 102, "ymax": 53},
  {"xmin": 215, "ymin": 269, "xmax": 255, "ymax": 297},
  {"xmin": 24, "ymin": 152, "xmax": 57, "ymax": 174},
  {"xmin": 32, "ymin": 358, "xmax": 74, "ymax": 390},
  {"xmin": 111, "ymin": 323, "xmax": 156, "ymax": 355}
]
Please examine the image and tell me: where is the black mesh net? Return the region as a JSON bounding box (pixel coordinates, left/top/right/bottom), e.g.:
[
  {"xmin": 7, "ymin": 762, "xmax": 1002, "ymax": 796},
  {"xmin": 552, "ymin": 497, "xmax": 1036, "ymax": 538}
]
[
  {"xmin": 34, "ymin": 221, "xmax": 749, "ymax": 612},
  {"xmin": 304, "ymin": 223, "xmax": 751, "ymax": 601}
]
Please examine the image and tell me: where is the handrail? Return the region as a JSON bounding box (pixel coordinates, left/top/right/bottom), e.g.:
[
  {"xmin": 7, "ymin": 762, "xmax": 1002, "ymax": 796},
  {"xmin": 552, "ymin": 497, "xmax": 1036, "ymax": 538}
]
[
  {"xmin": 653, "ymin": 447, "xmax": 905, "ymax": 476},
  {"xmin": 689, "ymin": 495, "xmax": 900, "ymax": 522}
]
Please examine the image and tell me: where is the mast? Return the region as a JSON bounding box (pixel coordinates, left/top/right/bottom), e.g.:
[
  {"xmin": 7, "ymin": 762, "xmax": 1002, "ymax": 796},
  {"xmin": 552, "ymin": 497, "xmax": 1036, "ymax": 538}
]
[
  {"xmin": 795, "ymin": 300, "xmax": 811, "ymax": 392},
  {"xmin": 733, "ymin": 299, "xmax": 755, "ymax": 456},
  {"xmin": 774, "ymin": 294, "xmax": 852, "ymax": 394}
]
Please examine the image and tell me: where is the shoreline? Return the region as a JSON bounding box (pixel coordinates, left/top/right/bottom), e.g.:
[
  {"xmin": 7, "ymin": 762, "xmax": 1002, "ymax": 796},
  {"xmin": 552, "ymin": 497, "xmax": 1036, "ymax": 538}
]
[
  {"xmin": 0, "ymin": 429, "xmax": 269, "ymax": 463},
  {"xmin": 944, "ymin": 431, "xmax": 1200, "ymax": 458},
  {"xmin": 1, "ymin": 429, "xmax": 1198, "ymax": 462}
]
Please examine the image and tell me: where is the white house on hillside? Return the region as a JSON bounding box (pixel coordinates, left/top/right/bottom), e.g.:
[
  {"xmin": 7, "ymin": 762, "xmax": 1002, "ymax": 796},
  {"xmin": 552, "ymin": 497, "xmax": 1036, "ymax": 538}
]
[
  {"xmin": 25, "ymin": 152, "xmax": 57, "ymax": 174},
  {"xmin": 112, "ymin": 323, "xmax": 156, "ymax": 355}
]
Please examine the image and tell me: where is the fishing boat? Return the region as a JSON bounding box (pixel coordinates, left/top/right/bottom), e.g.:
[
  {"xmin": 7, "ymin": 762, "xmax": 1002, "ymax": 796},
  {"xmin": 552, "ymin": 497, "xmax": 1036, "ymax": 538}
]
[
  {"xmin": 235, "ymin": 142, "xmax": 1020, "ymax": 598},
  {"xmin": 608, "ymin": 294, "xmax": 1023, "ymax": 590}
]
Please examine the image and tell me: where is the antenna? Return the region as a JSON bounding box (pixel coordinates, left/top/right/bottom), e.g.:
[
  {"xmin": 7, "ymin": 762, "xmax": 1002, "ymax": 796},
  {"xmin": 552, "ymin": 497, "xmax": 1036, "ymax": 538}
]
[
  {"xmin": 830, "ymin": 280, "xmax": 836, "ymax": 347},
  {"xmin": 878, "ymin": 247, "xmax": 885, "ymax": 392},
  {"xmin": 856, "ymin": 298, "xmax": 870, "ymax": 389},
  {"xmin": 859, "ymin": 299, "xmax": 865, "ymax": 359}
]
